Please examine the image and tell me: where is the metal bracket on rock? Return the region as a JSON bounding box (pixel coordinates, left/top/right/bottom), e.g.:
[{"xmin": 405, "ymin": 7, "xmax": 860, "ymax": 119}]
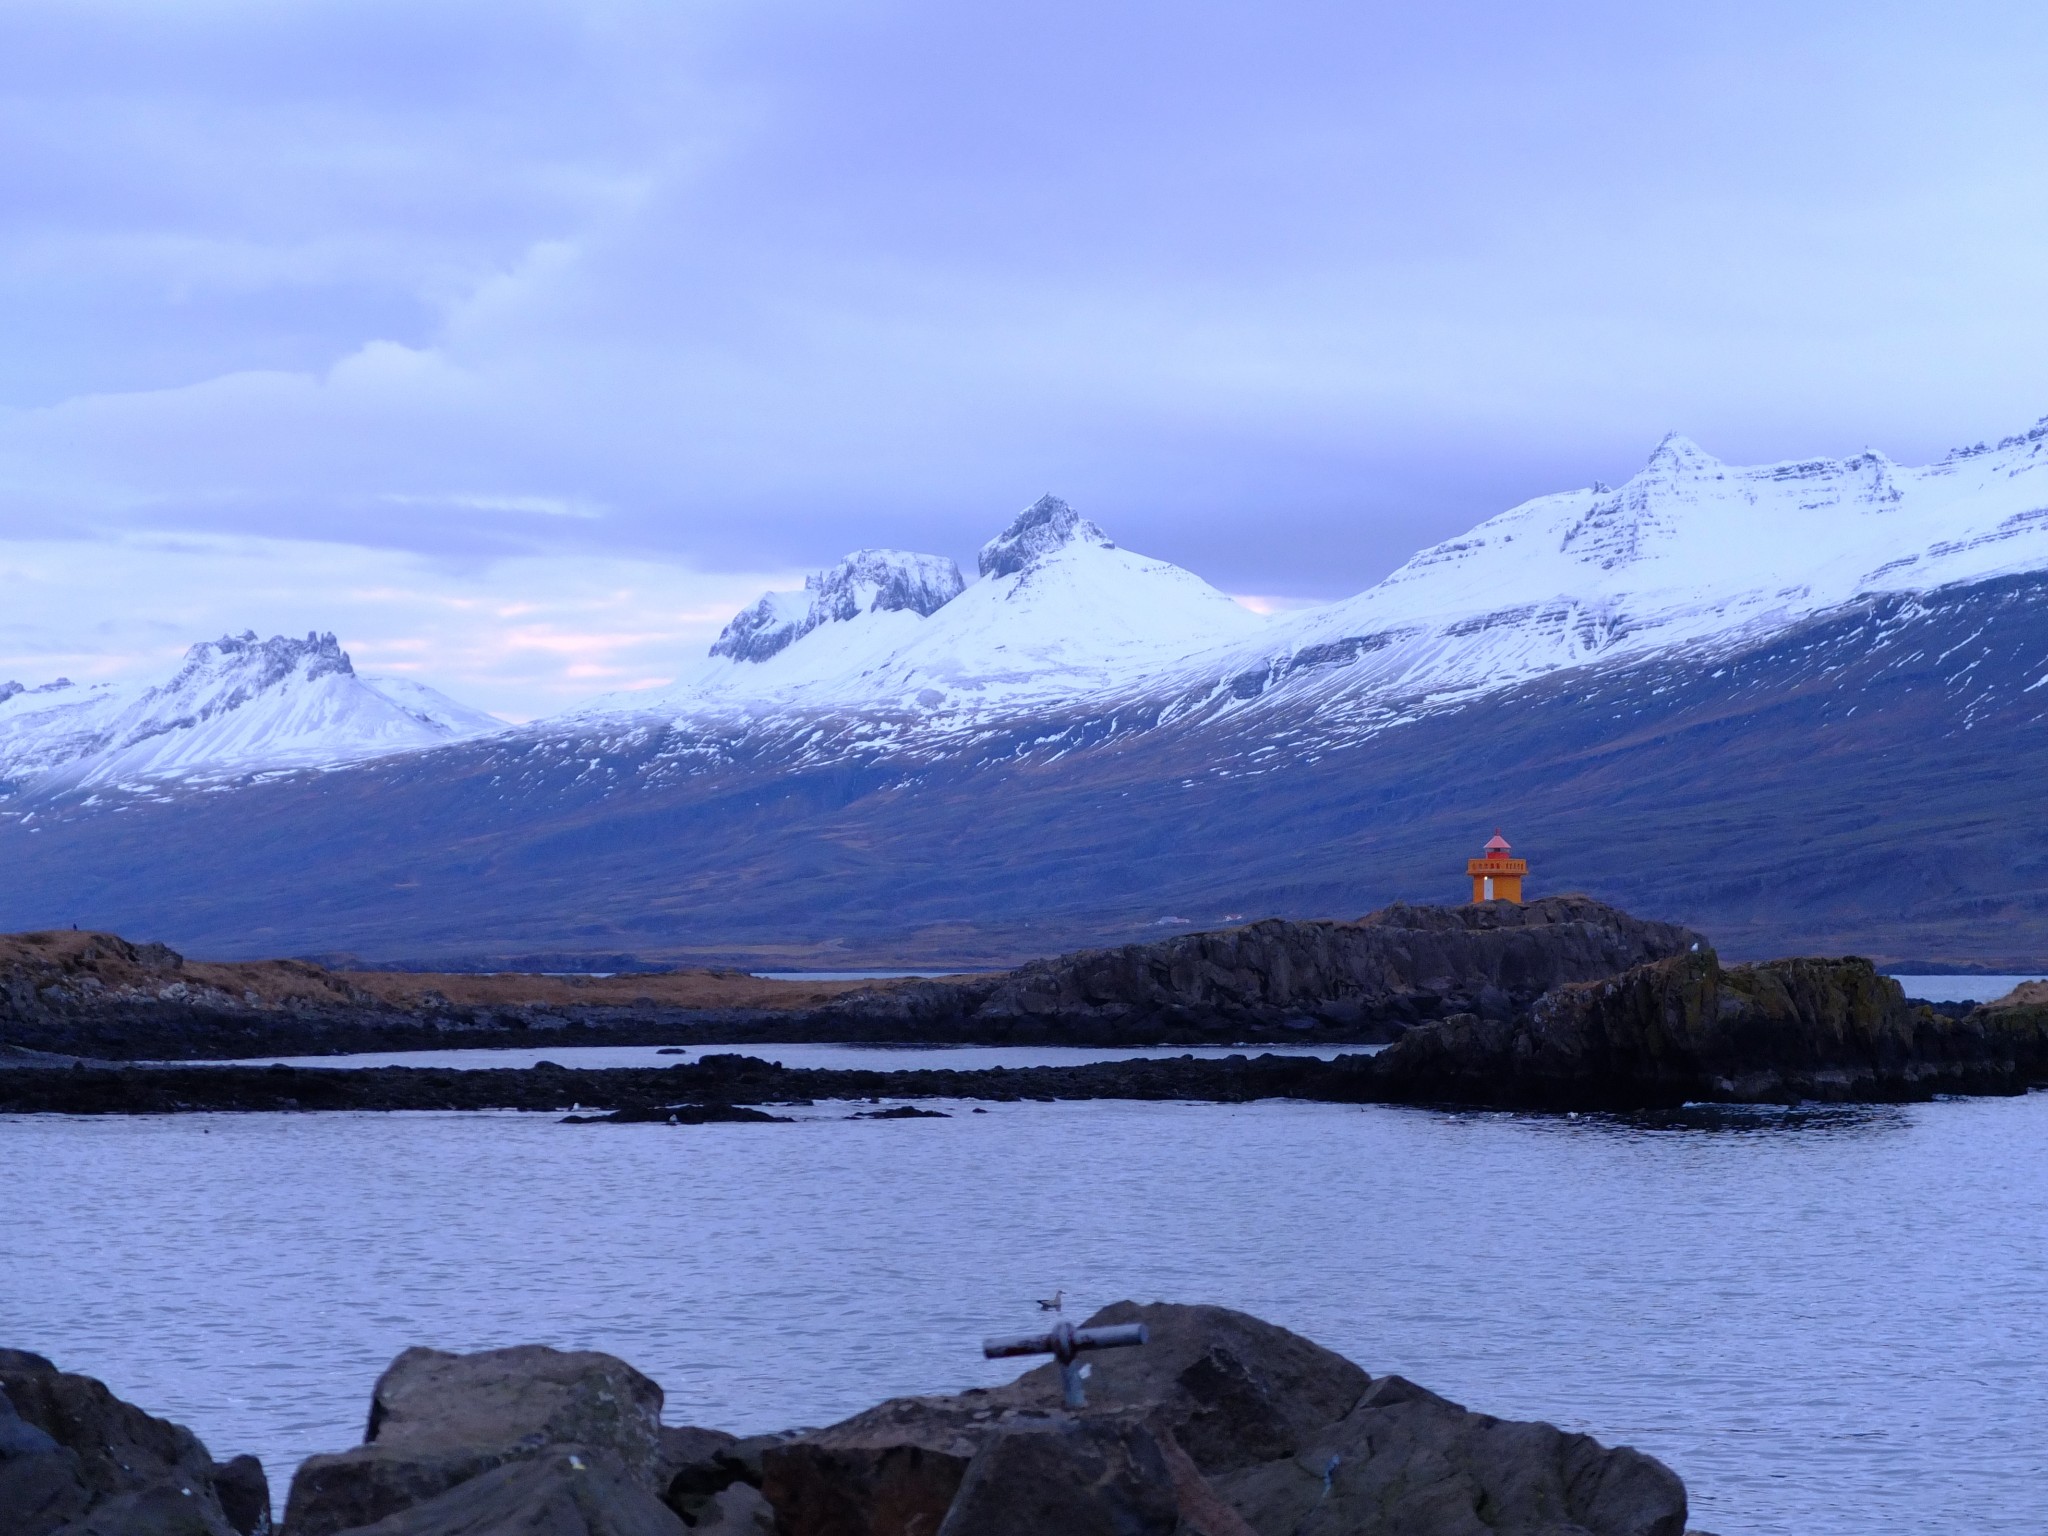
[{"xmin": 981, "ymin": 1320, "xmax": 1149, "ymax": 1408}]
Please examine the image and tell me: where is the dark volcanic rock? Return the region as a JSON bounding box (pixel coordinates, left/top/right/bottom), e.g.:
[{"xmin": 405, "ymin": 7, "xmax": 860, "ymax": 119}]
[
  {"xmin": 563, "ymin": 1103, "xmax": 791, "ymax": 1125},
  {"xmin": 0, "ymin": 900, "xmax": 1698, "ymax": 1062},
  {"xmin": 655, "ymin": 1424, "xmax": 783, "ymax": 1526},
  {"xmin": 931, "ymin": 1412, "xmax": 1186, "ymax": 1536},
  {"xmin": 31, "ymin": 1303, "xmax": 1687, "ymax": 1536},
  {"xmin": 0, "ymin": 1053, "xmax": 1364, "ymax": 1117},
  {"xmin": 654, "ymin": 1424, "xmax": 738, "ymax": 1488},
  {"xmin": 758, "ymin": 1399, "xmax": 1189, "ymax": 1536},
  {"xmin": 688, "ymin": 1481, "xmax": 775, "ymax": 1533},
  {"xmin": 997, "ymin": 1301, "xmax": 1370, "ymax": 1475},
  {"xmin": 326, "ymin": 1448, "xmax": 682, "ymax": 1536},
  {"xmin": 13, "ymin": 918, "xmax": 2039, "ymax": 1117},
  {"xmin": 758, "ymin": 1396, "xmax": 984, "ymax": 1536},
  {"xmin": 0, "ymin": 1349, "xmax": 251, "ymax": 1536},
  {"xmin": 0, "ymin": 1377, "xmax": 93, "ymax": 1536},
  {"xmin": 758, "ymin": 1303, "xmax": 1682, "ymax": 1536},
  {"xmin": 810, "ymin": 898, "xmax": 1703, "ymax": 1044},
  {"xmin": 1373, "ymin": 949, "xmax": 2048, "ymax": 1109},
  {"xmin": 283, "ymin": 1345, "xmax": 666, "ymax": 1536},
  {"xmin": 1215, "ymin": 1373, "xmax": 1687, "ymax": 1536},
  {"xmin": 210, "ymin": 1455, "xmax": 272, "ymax": 1535}
]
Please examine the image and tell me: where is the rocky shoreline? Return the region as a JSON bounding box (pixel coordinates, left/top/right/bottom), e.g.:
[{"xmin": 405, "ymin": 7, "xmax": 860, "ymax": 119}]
[
  {"xmin": 4, "ymin": 1302, "xmax": 1698, "ymax": 1536},
  {"xmin": 7, "ymin": 899, "xmax": 2046, "ymax": 1113},
  {"xmin": 0, "ymin": 898, "xmax": 1702, "ymax": 1060},
  {"xmin": 6, "ymin": 950, "xmax": 2047, "ymax": 1115}
]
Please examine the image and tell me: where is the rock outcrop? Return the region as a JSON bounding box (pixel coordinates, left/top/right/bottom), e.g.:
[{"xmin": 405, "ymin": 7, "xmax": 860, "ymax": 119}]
[
  {"xmin": 0, "ymin": 900, "xmax": 1701, "ymax": 1060},
  {"xmin": 15, "ymin": 953, "xmax": 2048, "ymax": 1115},
  {"xmin": 1986, "ymin": 979, "xmax": 2048, "ymax": 1009},
  {"xmin": 282, "ymin": 1346, "xmax": 670, "ymax": 1536},
  {"xmin": 0, "ymin": 1348, "xmax": 267, "ymax": 1536},
  {"xmin": 1214, "ymin": 1373, "xmax": 1688, "ymax": 1536},
  {"xmin": 998, "ymin": 1302, "xmax": 1372, "ymax": 1474},
  {"xmin": 15, "ymin": 908, "xmax": 2036, "ymax": 1114},
  {"xmin": 22, "ymin": 1306, "xmax": 1689, "ymax": 1536},
  {"xmin": 273, "ymin": 1343, "xmax": 771, "ymax": 1536},
  {"xmin": 813, "ymin": 898, "xmax": 1705, "ymax": 1042},
  {"xmin": 710, "ymin": 550, "xmax": 965, "ymax": 664},
  {"xmin": 760, "ymin": 1301, "xmax": 1687, "ymax": 1536},
  {"xmin": 304, "ymin": 1449, "xmax": 684, "ymax": 1536},
  {"xmin": 1373, "ymin": 950, "xmax": 2048, "ymax": 1108},
  {"xmin": 0, "ymin": 929, "xmax": 886, "ymax": 1063}
]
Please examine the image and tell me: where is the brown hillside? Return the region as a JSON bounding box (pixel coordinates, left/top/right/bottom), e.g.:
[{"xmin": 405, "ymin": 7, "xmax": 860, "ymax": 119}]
[{"xmin": 0, "ymin": 929, "xmax": 912, "ymax": 1012}]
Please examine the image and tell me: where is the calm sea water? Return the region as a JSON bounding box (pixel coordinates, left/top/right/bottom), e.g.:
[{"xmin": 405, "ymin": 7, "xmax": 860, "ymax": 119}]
[
  {"xmin": 1891, "ymin": 974, "xmax": 2047, "ymax": 1003},
  {"xmin": 208, "ymin": 1042, "xmax": 1367, "ymax": 1071},
  {"xmin": 5, "ymin": 1095, "xmax": 2047, "ymax": 1536},
  {"xmin": 750, "ymin": 970, "xmax": 994, "ymax": 981}
]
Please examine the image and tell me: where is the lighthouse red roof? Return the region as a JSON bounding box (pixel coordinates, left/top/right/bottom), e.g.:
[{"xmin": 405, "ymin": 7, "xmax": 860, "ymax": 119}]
[{"xmin": 1482, "ymin": 831, "xmax": 1512, "ymax": 854}]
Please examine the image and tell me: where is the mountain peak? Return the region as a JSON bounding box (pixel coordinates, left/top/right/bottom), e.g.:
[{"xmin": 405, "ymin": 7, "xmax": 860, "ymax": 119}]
[
  {"xmin": 1643, "ymin": 433, "xmax": 1721, "ymax": 475},
  {"xmin": 174, "ymin": 630, "xmax": 354, "ymax": 690},
  {"xmin": 978, "ymin": 495, "xmax": 1114, "ymax": 579},
  {"xmin": 1, "ymin": 628, "xmax": 498, "ymax": 791},
  {"xmin": 711, "ymin": 549, "xmax": 964, "ymax": 664}
]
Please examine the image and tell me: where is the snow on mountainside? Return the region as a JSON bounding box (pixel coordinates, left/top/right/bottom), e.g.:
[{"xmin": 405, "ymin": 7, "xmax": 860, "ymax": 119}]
[
  {"xmin": 12, "ymin": 418, "xmax": 2048, "ymax": 799},
  {"xmin": 709, "ymin": 548, "xmax": 965, "ymax": 663},
  {"xmin": 1207, "ymin": 416, "xmax": 2048, "ymax": 715},
  {"xmin": 573, "ymin": 421, "xmax": 2048, "ymax": 746},
  {"xmin": 0, "ymin": 632, "xmax": 504, "ymax": 790},
  {"xmin": 355, "ymin": 674, "xmax": 513, "ymax": 738},
  {"xmin": 582, "ymin": 495, "xmax": 1265, "ymax": 719}
]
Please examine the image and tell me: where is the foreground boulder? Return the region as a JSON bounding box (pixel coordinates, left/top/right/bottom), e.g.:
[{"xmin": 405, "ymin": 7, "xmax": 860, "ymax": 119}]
[
  {"xmin": 282, "ymin": 1345, "xmax": 675, "ymax": 1536},
  {"xmin": 1216, "ymin": 1374, "xmax": 1686, "ymax": 1536},
  {"xmin": 761, "ymin": 1401, "xmax": 1193, "ymax": 1536},
  {"xmin": 0, "ymin": 1349, "xmax": 266, "ymax": 1536},
  {"xmin": 997, "ymin": 1301, "xmax": 1371, "ymax": 1474},
  {"xmin": 1371, "ymin": 949, "xmax": 2048, "ymax": 1109},
  {"xmin": 761, "ymin": 1302, "xmax": 1686, "ymax": 1536},
  {"xmin": 315, "ymin": 1449, "xmax": 683, "ymax": 1536},
  {"xmin": 37, "ymin": 1305, "xmax": 1687, "ymax": 1536}
]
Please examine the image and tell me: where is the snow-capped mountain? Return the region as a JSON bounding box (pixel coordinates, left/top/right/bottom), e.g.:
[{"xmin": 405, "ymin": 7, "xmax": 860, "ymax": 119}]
[
  {"xmin": 0, "ymin": 632, "xmax": 503, "ymax": 791},
  {"xmin": 709, "ymin": 548, "xmax": 966, "ymax": 664},
  {"xmin": 10, "ymin": 416, "xmax": 2048, "ymax": 964},
  {"xmin": 580, "ymin": 495, "xmax": 1265, "ymax": 720},
  {"xmin": 11, "ymin": 420, "xmax": 2048, "ymax": 798},
  {"xmin": 1211, "ymin": 419, "xmax": 2048, "ymax": 715},
  {"xmin": 567, "ymin": 420, "xmax": 2048, "ymax": 750}
]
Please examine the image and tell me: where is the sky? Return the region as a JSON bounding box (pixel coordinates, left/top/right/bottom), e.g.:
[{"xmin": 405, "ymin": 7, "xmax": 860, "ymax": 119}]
[{"xmin": 3, "ymin": 1, "xmax": 2046, "ymax": 719}]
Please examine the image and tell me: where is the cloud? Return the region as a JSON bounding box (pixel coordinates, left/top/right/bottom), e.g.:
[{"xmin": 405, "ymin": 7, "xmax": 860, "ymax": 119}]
[
  {"xmin": 1, "ymin": 0, "xmax": 2046, "ymax": 618},
  {"xmin": 0, "ymin": 531, "xmax": 799, "ymax": 720}
]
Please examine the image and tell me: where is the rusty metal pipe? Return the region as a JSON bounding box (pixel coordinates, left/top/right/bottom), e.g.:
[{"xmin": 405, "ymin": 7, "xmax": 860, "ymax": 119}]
[
  {"xmin": 981, "ymin": 1322, "xmax": 1148, "ymax": 1361},
  {"xmin": 982, "ymin": 1321, "xmax": 1148, "ymax": 1406}
]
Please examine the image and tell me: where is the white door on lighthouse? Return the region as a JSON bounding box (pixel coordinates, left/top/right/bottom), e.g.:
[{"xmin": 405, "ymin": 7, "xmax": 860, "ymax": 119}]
[{"xmin": 1483, "ymin": 876, "xmax": 1495, "ymax": 899}]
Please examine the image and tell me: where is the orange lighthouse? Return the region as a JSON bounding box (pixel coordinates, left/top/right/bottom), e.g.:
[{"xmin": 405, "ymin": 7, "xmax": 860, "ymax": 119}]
[{"xmin": 1467, "ymin": 829, "xmax": 1527, "ymax": 903}]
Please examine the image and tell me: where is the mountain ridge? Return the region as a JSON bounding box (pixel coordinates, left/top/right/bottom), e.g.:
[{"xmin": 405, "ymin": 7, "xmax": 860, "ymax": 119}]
[
  {"xmin": 4, "ymin": 415, "xmax": 2048, "ymax": 965},
  {"xmin": 3, "ymin": 565, "xmax": 2045, "ymax": 967},
  {"xmin": 8, "ymin": 415, "xmax": 2048, "ymax": 792}
]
